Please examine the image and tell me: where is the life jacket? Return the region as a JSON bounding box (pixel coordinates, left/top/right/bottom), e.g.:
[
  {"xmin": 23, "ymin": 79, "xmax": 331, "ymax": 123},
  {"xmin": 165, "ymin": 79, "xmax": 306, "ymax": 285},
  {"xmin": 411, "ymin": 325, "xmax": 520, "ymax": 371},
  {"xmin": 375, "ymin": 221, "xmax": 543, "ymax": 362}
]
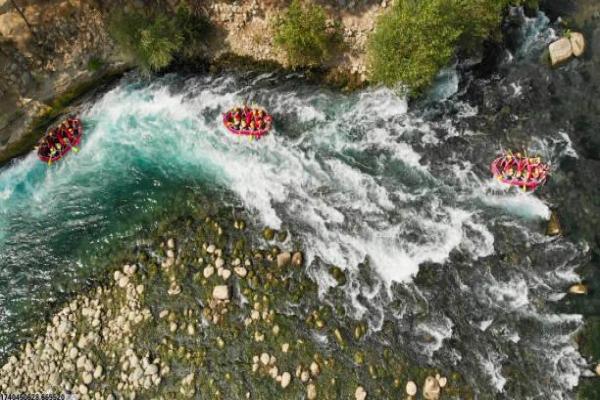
[
  {"xmin": 56, "ymin": 129, "xmax": 67, "ymax": 147},
  {"xmin": 245, "ymin": 111, "xmax": 252, "ymax": 126}
]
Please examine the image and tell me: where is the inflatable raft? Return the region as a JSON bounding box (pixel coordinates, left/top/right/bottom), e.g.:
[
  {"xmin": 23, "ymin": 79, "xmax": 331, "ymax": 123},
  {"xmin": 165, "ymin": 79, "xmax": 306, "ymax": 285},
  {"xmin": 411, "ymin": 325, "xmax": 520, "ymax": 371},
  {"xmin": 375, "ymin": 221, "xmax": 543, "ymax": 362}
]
[
  {"xmin": 37, "ymin": 118, "xmax": 82, "ymax": 164},
  {"xmin": 223, "ymin": 107, "xmax": 272, "ymax": 139},
  {"xmin": 490, "ymin": 152, "xmax": 549, "ymax": 190}
]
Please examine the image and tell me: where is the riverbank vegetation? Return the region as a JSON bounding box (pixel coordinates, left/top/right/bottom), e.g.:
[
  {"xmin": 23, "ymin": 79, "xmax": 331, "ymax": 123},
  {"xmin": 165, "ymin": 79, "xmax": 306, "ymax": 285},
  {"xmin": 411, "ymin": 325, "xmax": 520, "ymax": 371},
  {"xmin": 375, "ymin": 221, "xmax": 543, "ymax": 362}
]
[
  {"xmin": 368, "ymin": 0, "xmax": 536, "ymax": 94},
  {"xmin": 108, "ymin": 6, "xmax": 211, "ymax": 74},
  {"xmin": 273, "ymin": 0, "xmax": 340, "ymax": 68}
]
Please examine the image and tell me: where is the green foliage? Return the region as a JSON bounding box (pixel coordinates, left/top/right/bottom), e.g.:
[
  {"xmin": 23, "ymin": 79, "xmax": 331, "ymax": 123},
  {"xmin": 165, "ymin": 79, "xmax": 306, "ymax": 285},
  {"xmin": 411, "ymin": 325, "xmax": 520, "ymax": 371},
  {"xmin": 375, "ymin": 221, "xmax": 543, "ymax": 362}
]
[
  {"xmin": 274, "ymin": 0, "xmax": 339, "ymax": 68},
  {"xmin": 108, "ymin": 7, "xmax": 210, "ymax": 74},
  {"xmin": 174, "ymin": 6, "xmax": 212, "ymax": 59},
  {"xmin": 86, "ymin": 56, "xmax": 104, "ymax": 72},
  {"xmin": 368, "ymin": 0, "xmax": 520, "ymax": 94}
]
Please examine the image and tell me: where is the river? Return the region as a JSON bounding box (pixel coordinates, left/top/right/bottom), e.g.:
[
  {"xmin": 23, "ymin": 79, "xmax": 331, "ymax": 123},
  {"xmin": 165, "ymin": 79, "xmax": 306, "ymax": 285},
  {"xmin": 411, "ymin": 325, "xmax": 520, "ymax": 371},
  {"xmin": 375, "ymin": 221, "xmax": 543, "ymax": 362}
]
[{"xmin": 0, "ymin": 10, "xmax": 596, "ymax": 399}]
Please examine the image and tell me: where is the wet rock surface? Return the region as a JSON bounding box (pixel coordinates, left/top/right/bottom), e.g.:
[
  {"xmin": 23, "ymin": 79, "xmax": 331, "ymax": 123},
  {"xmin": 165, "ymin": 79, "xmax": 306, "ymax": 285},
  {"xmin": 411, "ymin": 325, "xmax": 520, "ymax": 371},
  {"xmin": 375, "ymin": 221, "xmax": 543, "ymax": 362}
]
[{"xmin": 0, "ymin": 213, "xmax": 470, "ymax": 398}]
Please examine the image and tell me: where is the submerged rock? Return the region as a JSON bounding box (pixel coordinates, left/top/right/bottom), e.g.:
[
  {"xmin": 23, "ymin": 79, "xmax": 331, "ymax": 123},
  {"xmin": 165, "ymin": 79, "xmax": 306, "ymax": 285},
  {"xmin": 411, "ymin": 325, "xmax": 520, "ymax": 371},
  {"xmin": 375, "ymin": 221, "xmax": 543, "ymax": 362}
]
[
  {"xmin": 546, "ymin": 211, "xmax": 562, "ymax": 236},
  {"xmin": 277, "ymin": 252, "xmax": 291, "ymax": 267},
  {"xmin": 568, "ymin": 283, "xmax": 588, "ymax": 295}
]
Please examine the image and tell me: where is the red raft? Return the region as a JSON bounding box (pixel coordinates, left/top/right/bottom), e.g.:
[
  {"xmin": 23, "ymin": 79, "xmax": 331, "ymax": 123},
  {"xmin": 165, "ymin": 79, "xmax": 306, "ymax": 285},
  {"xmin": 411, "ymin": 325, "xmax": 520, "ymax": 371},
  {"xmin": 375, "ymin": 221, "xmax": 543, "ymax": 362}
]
[
  {"xmin": 223, "ymin": 106, "xmax": 272, "ymax": 139},
  {"xmin": 490, "ymin": 152, "xmax": 549, "ymax": 191},
  {"xmin": 37, "ymin": 118, "xmax": 83, "ymax": 164}
]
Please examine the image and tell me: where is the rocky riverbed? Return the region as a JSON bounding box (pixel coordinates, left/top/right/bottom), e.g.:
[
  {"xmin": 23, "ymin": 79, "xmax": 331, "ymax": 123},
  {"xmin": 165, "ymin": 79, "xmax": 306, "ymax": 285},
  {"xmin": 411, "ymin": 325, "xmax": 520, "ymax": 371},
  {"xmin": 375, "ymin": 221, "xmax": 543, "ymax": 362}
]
[{"xmin": 0, "ymin": 211, "xmax": 469, "ymax": 399}]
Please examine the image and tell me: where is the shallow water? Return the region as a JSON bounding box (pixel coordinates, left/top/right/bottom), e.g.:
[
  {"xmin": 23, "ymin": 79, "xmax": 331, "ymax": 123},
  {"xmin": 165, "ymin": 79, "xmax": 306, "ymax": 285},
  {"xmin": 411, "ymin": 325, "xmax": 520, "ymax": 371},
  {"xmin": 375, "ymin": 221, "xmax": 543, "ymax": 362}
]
[{"xmin": 0, "ymin": 10, "xmax": 592, "ymax": 399}]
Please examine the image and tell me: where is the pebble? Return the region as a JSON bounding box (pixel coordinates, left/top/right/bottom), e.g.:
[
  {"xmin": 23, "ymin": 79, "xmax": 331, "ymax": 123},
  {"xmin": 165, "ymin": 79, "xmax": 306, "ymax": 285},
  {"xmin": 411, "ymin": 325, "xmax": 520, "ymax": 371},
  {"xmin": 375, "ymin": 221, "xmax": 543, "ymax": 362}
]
[
  {"xmin": 281, "ymin": 343, "xmax": 289, "ymax": 353},
  {"xmin": 167, "ymin": 238, "xmax": 175, "ymax": 249},
  {"xmin": 234, "ymin": 266, "xmax": 247, "ymax": 277},
  {"xmin": 82, "ymin": 371, "xmax": 93, "ymax": 384},
  {"xmin": 145, "ymin": 364, "xmax": 159, "ymax": 376},
  {"xmin": 215, "ymin": 257, "xmax": 225, "ymax": 268},
  {"xmin": 300, "ymin": 370, "xmax": 310, "ymax": 382},
  {"xmin": 207, "ymin": 244, "xmax": 216, "ymax": 253},
  {"xmin": 118, "ymin": 276, "xmax": 129, "ymax": 288},
  {"xmin": 221, "ymin": 269, "xmax": 232, "ymax": 280}
]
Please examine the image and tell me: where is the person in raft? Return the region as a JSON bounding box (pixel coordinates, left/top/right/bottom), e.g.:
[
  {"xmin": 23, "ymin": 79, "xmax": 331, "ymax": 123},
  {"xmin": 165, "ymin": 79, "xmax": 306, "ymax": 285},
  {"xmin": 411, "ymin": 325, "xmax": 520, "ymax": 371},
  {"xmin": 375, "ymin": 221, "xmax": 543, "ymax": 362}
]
[{"xmin": 226, "ymin": 106, "xmax": 271, "ymax": 132}]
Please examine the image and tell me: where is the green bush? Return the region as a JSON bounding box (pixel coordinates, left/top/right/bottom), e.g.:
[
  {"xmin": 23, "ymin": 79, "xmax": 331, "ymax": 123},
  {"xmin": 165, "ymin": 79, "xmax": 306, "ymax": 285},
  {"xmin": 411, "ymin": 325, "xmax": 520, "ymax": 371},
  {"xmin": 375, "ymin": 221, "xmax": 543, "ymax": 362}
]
[
  {"xmin": 108, "ymin": 7, "xmax": 210, "ymax": 74},
  {"xmin": 86, "ymin": 56, "xmax": 104, "ymax": 72},
  {"xmin": 274, "ymin": 0, "xmax": 339, "ymax": 68},
  {"xmin": 368, "ymin": 0, "xmax": 521, "ymax": 94}
]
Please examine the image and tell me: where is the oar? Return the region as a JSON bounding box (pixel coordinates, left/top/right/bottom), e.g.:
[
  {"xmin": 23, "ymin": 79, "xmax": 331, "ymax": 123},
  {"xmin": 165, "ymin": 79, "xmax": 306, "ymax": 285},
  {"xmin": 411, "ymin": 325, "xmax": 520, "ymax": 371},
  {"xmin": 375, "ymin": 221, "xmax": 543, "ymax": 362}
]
[{"xmin": 48, "ymin": 149, "xmax": 55, "ymax": 166}]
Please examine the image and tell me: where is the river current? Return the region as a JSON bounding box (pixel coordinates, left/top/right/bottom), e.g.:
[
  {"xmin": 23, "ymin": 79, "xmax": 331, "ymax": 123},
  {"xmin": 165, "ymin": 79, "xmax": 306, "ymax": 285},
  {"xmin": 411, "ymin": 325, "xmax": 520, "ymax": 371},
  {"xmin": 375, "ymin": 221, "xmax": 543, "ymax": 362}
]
[{"xmin": 0, "ymin": 11, "xmax": 593, "ymax": 399}]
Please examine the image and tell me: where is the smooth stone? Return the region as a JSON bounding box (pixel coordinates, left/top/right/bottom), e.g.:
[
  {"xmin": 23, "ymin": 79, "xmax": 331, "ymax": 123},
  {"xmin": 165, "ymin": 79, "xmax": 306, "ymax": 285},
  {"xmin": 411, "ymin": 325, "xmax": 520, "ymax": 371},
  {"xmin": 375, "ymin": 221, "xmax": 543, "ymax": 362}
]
[
  {"xmin": 118, "ymin": 276, "xmax": 129, "ymax": 288},
  {"xmin": 221, "ymin": 269, "xmax": 232, "ymax": 280},
  {"xmin": 406, "ymin": 381, "xmax": 417, "ymax": 396},
  {"xmin": 215, "ymin": 257, "xmax": 225, "ymax": 268},
  {"xmin": 309, "ymin": 361, "xmax": 320, "ymax": 376},
  {"xmin": 549, "ymin": 37, "xmax": 573, "ymax": 66},
  {"xmin": 93, "ymin": 365, "xmax": 103, "ymax": 379},
  {"xmin": 276, "ymin": 252, "xmax": 291, "ymax": 267},
  {"xmin": 281, "ymin": 371, "xmax": 291, "ymax": 388},
  {"xmin": 568, "ymin": 283, "xmax": 588, "ymax": 295},
  {"xmin": 437, "ymin": 376, "xmax": 447, "ymax": 388},
  {"xmin": 292, "ymin": 252, "xmax": 303, "ymax": 266},
  {"xmin": 203, "ymin": 266, "xmax": 215, "ymax": 278},
  {"xmin": 355, "ymin": 386, "xmax": 367, "ymax": 400},
  {"xmin": 212, "ymin": 285, "xmax": 230, "ymax": 300},
  {"xmin": 145, "ymin": 364, "xmax": 159, "ymax": 376},
  {"xmin": 234, "ymin": 266, "xmax": 247, "ymax": 277},
  {"xmin": 307, "ymin": 383, "xmax": 317, "ymax": 400},
  {"xmin": 595, "ymin": 363, "xmax": 600, "ymax": 376},
  {"xmin": 423, "ymin": 376, "xmax": 440, "ymax": 400},
  {"xmin": 82, "ymin": 371, "xmax": 93, "ymax": 385},
  {"xmin": 260, "ymin": 353, "xmax": 270, "ymax": 365},
  {"xmin": 570, "ymin": 32, "xmax": 585, "ymax": 57},
  {"xmin": 167, "ymin": 238, "xmax": 175, "ymax": 249}
]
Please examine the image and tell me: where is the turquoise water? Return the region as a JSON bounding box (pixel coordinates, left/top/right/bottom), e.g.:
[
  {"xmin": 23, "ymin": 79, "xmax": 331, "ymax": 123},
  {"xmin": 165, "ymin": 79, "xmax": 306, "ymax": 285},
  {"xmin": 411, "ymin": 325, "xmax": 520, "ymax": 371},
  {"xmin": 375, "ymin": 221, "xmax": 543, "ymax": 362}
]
[{"xmin": 0, "ymin": 67, "xmax": 588, "ymax": 398}]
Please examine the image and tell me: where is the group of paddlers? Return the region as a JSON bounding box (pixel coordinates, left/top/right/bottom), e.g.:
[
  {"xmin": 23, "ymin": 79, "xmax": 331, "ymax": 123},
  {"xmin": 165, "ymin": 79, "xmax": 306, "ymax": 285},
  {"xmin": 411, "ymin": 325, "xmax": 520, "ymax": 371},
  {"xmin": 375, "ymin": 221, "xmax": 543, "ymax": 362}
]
[
  {"xmin": 224, "ymin": 106, "xmax": 272, "ymax": 133},
  {"xmin": 493, "ymin": 151, "xmax": 549, "ymax": 189},
  {"xmin": 37, "ymin": 118, "xmax": 81, "ymax": 159}
]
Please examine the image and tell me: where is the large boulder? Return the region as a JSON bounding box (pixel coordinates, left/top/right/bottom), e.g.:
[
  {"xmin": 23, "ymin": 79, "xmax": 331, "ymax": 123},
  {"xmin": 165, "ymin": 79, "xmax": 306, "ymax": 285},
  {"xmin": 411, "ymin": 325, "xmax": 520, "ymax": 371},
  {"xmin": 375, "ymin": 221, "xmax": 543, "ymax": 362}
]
[
  {"xmin": 549, "ymin": 37, "xmax": 573, "ymax": 66},
  {"xmin": 570, "ymin": 32, "xmax": 586, "ymax": 57}
]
